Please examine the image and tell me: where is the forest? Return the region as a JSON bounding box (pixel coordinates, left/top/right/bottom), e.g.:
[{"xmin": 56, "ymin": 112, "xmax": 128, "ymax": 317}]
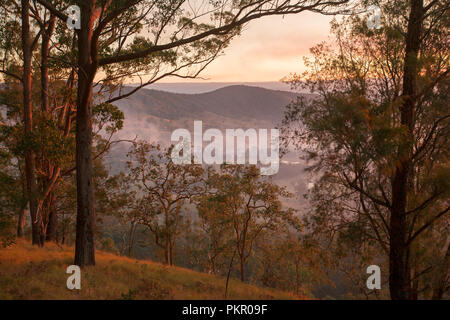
[{"xmin": 0, "ymin": 0, "xmax": 448, "ymax": 301}]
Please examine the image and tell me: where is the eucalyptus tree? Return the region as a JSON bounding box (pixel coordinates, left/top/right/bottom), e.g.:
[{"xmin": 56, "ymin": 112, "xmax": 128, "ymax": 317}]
[
  {"xmin": 127, "ymin": 142, "xmax": 205, "ymax": 266},
  {"xmin": 282, "ymin": 0, "xmax": 449, "ymax": 299},
  {"xmin": 202, "ymin": 164, "xmax": 296, "ymax": 282}
]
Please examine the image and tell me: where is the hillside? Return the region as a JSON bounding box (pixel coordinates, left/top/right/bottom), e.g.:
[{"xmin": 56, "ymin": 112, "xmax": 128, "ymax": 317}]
[
  {"xmin": 110, "ymin": 85, "xmax": 304, "ymax": 145},
  {"xmin": 0, "ymin": 240, "xmax": 300, "ymax": 300},
  {"xmin": 129, "ymin": 81, "xmax": 298, "ymax": 94},
  {"xmin": 114, "ymin": 85, "xmax": 299, "ymax": 122}
]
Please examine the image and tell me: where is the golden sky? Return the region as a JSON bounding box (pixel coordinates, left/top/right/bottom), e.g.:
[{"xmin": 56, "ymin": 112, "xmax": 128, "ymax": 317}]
[{"xmin": 167, "ymin": 11, "xmax": 333, "ymax": 83}]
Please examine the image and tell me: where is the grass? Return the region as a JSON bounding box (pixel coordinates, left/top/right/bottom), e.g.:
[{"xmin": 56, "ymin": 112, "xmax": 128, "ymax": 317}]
[{"xmin": 0, "ymin": 240, "xmax": 300, "ymax": 300}]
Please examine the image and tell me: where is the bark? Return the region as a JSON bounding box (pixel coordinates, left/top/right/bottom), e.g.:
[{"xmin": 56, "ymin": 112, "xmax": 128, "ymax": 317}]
[
  {"xmin": 21, "ymin": 0, "xmax": 41, "ymax": 246},
  {"xmin": 127, "ymin": 222, "xmax": 136, "ymax": 257},
  {"xmin": 46, "ymin": 194, "xmax": 58, "ymax": 242},
  {"xmin": 163, "ymin": 209, "xmax": 174, "ymax": 266},
  {"xmin": 17, "ymin": 207, "xmax": 27, "ymax": 237},
  {"xmin": 74, "ymin": 0, "xmax": 97, "ymax": 267},
  {"xmin": 389, "ymin": 0, "xmax": 424, "ymax": 300},
  {"xmin": 61, "ymin": 222, "xmax": 66, "ymax": 245},
  {"xmin": 209, "ymin": 253, "xmax": 217, "ymax": 275},
  {"xmin": 164, "ymin": 238, "xmax": 173, "ymax": 266},
  {"xmin": 41, "ymin": 17, "xmax": 55, "ymax": 114},
  {"xmin": 432, "ymin": 242, "xmax": 449, "ymax": 300},
  {"xmin": 224, "ymin": 248, "xmax": 237, "ymax": 299},
  {"xmin": 239, "ymin": 255, "xmax": 245, "ymax": 282},
  {"xmin": 411, "ymin": 267, "xmax": 419, "ymax": 300},
  {"xmin": 17, "ymin": 177, "xmax": 27, "ymax": 237},
  {"xmin": 39, "ymin": 18, "xmax": 57, "ymax": 244}
]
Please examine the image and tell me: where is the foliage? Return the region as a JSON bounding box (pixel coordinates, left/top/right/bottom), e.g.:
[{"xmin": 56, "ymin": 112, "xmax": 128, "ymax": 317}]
[{"xmin": 281, "ymin": 0, "xmax": 449, "ymax": 298}]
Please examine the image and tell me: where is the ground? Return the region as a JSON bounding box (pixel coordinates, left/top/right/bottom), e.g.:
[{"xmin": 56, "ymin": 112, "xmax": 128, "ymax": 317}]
[{"xmin": 0, "ymin": 240, "xmax": 300, "ymax": 300}]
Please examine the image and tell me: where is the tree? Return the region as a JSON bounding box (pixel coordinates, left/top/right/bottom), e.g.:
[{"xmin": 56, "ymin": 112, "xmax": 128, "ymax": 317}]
[
  {"xmin": 98, "ymin": 172, "xmax": 140, "ymax": 257},
  {"xmin": 202, "ymin": 164, "xmax": 296, "ymax": 282},
  {"xmin": 127, "ymin": 142, "xmax": 204, "ymax": 265},
  {"xmin": 20, "ymin": 0, "xmax": 41, "ymax": 245},
  {"xmin": 196, "ymin": 191, "xmax": 235, "ymax": 275},
  {"xmin": 282, "ymin": 0, "xmax": 449, "ymax": 299},
  {"xmin": 252, "ymin": 230, "xmax": 330, "ymax": 297}
]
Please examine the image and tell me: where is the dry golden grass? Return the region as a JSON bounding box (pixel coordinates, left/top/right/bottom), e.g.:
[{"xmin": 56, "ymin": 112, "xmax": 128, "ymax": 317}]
[{"xmin": 0, "ymin": 240, "xmax": 300, "ymax": 300}]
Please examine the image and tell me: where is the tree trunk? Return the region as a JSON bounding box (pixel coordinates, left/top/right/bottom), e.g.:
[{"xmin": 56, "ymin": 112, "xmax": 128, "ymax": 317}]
[
  {"xmin": 432, "ymin": 242, "xmax": 449, "ymax": 300},
  {"xmin": 389, "ymin": 205, "xmax": 411, "ymax": 299},
  {"xmin": 21, "ymin": 0, "xmax": 41, "ymax": 246},
  {"xmin": 389, "ymin": 0, "xmax": 424, "ymax": 300},
  {"xmin": 46, "ymin": 195, "xmax": 58, "ymax": 242},
  {"xmin": 224, "ymin": 248, "xmax": 237, "ymax": 299},
  {"xmin": 17, "ymin": 206, "xmax": 27, "ymax": 237},
  {"xmin": 239, "ymin": 255, "xmax": 245, "ymax": 282},
  {"xmin": 164, "ymin": 247, "xmax": 169, "ymax": 264},
  {"xmin": 74, "ymin": 0, "xmax": 97, "ymax": 267},
  {"xmin": 41, "ymin": 17, "xmax": 55, "ymax": 114},
  {"xmin": 17, "ymin": 174, "xmax": 27, "ymax": 237},
  {"xmin": 209, "ymin": 253, "xmax": 216, "ymax": 275},
  {"xmin": 127, "ymin": 222, "xmax": 136, "ymax": 257},
  {"xmin": 295, "ymin": 261, "xmax": 300, "ymax": 295},
  {"xmin": 169, "ymin": 240, "xmax": 174, "ymax": 266},
  {"xmin": 37, "ymin": 16, "xmax": 58, "ymax": 246},
  {"xmin": 165, "ymin": 239, "xmax": 173, "ymax": 265}
]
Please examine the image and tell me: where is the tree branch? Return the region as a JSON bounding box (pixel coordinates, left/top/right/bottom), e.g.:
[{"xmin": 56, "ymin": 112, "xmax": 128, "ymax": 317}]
[{"xmin": 407, "ymin": 206, "xmax": 450, "ymax": 246}]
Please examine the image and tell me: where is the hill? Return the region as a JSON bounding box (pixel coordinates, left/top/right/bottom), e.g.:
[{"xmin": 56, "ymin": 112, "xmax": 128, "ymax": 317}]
[
  {"xmin": 128, "ymin": 81, "xmax": 298, "ymax": 94},
  {"xmin": 0, "ymin": 240, "xmax": 300, "ymax": 300},
  {"xmin": 114, "ymin": 85, "xmax": 298, "ymax": 121},
  {"xmin": 104, "ymin": 85, "xmax": 311, "ymax": 211},
  {"xmin": 111, "ymin": 85, "xmax": 304, "ymax": 142}
]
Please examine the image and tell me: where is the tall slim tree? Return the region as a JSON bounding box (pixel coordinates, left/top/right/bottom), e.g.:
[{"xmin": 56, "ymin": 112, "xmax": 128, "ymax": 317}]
[{"xmin": 21, "ymin": 0, "xmax": 42, "ymax": 245}]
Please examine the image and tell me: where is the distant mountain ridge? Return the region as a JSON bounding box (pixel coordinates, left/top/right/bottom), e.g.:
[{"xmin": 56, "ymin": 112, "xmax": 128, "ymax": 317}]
[
  {"xmin": 127, "ymin": 81, "xmax": 300, "ymax": 94},
  {"xmin": 114, "ymin": 85, "xmax": 301, "ymax": 124}
]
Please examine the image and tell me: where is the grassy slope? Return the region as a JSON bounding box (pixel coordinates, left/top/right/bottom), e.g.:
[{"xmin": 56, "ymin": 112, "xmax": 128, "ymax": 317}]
[{"xmin": 0, "ymin": 240, "xmax": 299, "ymax": 300}]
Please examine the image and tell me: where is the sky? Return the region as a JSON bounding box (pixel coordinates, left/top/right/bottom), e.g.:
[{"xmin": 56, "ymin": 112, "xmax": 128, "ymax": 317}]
[{"xmin": 162, "ymin": 11, "xmax": 334, "ymax": 83}]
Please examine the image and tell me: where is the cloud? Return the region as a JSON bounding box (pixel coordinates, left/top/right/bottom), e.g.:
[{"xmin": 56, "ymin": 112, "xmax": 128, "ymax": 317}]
[{"xmin": 198, "ymin": 12, "xmax": 333, "ymax": 82}]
